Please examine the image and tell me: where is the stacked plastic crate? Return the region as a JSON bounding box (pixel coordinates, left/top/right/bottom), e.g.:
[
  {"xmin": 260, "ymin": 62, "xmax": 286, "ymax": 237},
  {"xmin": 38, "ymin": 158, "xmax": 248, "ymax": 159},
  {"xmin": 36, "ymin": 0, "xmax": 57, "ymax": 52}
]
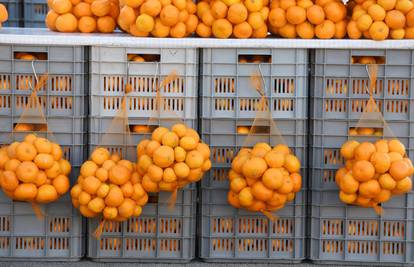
[
  {"xmin": 199, "ymin": 48, "xmax": 308, "ymax": 262},
  {"xmin": 310, "ymin": 49, "xmax": 414, "ymax": 265},
  {"xmin": 87, "ymin": 47, "xmax": 198, "ymax": 262},
  {"xmin": 0, "ymin": 45, "xmax": 87, "ymax": 260},
  {"xmin": 23, "ymin": 0, "xmax": 47, "ymax": 28}
]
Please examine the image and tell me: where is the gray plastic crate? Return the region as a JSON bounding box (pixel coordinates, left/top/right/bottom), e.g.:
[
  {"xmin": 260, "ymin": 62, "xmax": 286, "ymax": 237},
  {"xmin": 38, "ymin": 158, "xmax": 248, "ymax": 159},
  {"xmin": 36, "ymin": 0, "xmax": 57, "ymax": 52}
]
[
  {"xmin": 88, "ymin": 187, "xmax": 196, "ymax": 262},
  {"xmin": 310, "ymin": 49, "xmax": 414, "ymax": 265},
  {"xmin": 201, "ymin": 48, "xmax": 308, "ymax": 120},
  {"xmin": 0, "ymin": 44, "xmax": 88, "ymax": 261},
  {"xmin": 0, "ymin": 0, "xmax": 22, "ymax": 27},
  {"xmin": 199, "ymin": 118, "xmax": 307, "ymax": 262},
  {"xmin": 23, "ymin": 0, "xmax": 47, "ymax": 28},
  {"xmin": 199, "ymin": 48, "xmax": 308, "ymax": 262},
  {"xmin": 90, "ymin": 46, "xmax": 198, "ymax": 120}
]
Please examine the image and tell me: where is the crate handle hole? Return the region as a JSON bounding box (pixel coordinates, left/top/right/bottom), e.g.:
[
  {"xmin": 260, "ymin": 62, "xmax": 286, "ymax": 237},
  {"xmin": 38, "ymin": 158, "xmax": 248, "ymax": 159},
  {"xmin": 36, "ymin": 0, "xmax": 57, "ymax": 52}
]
[
  {"xmin": 130, "ymin": 124, "xmax": 156, "ymax": 133},
  {"xmin": 127, "ymin": 54, "xmax": 160, "ymax": 62},
  {"xmin": 351, "ymin": 56, "xmax": 385, "ymax": 65},
  {"xmin": 238, "ymin": 55, "xmax": 271, "ymax": 64},
  {"xmin": 13, "ymin": 123, "xmax": 47, "ymax": 132},
  {"xmin": 14, "ymin": 52, "xmax": 48, "ymax": 61},
  {"xmin": 237, "ymin": 125, "xmax": 269, "ymax": 134},
  {"xmin": 349, "ymin": 127, "xmax": 382, "ymax": 136}
]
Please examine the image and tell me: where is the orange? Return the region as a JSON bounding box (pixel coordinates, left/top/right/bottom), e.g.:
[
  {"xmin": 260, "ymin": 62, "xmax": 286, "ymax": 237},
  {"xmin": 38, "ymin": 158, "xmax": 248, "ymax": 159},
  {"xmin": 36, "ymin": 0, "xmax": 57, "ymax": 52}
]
[
  {"xmin": 389, "ymin": 160, "xmax": 410, "ymax": 181},
  {"xmin": 78, "ymin": 191, "xmax": 91, "ymax": 205},
  {"xmin": 228, "ymin": 3, "xmax": 248, "ymax": 24},
  {"xmin": 82, "ymin": 176, "xmax": 101, "ymax": 195},
  {"xmin": 238, "ymin": 187, "xmax": 254, "ymax": 207},
  {"xmin": 45, "ymin": 161, "xmax": 61, "ymax": 178},
  {"xmin": 170, "ymin": 22, "xmax": 187, "ymax": 37},
  {"xmin": 335, "ymin": 167, "xmax": 347, "ymax": 186},
  {"xmin": 160, "ymin": 5, "xmax": 180, "ymax": 26},
  {"xmin": 286, "ymin": 6, "xmax": 306, "ymax": 25},
  {"xmin": 24, "ymin": 134, "xmax": 37, "ymax": 144},
  {"xmin": 153, "ymin": 146, "xmax": 175, "ymax": 168},
  {"xmin": 307, "ymin": 5, "xmax": 325, "ymax": 25},
  {"xmin": 136, "ymin": 14, "xmax": 155, "ymax": 32},
  {"xmin": 105, "ymin": 185, "xmax": 124, "ymax": 207},
  {"xmin": 0, "ymin": 171, "xmax": 19, "ymax": 191},
  {"xmin": 315, "ymin": 20, "xmax": 335, "ymax": 39},
  {"xmin": 81, "ymin": 160, "xmax": 98, "ymax": 177},
  {"xmin": 251, "ymin": 146, "xmax": 268, "ymax": 158},
  {"xmin": 340, "ymin": 140, "xmax": 360, "ymax": 159},
  {"xmin": 34, "ymin": 153, "xmax": 54, "ymax": 169},
  {"xmin": 172, "ymin": 124, "xmax": 187, "ymax": 137},
  {"xmin": 70, "ymin": 184, "xmax": 82, "ymax": 199},
  {"xmin": 179, "ymin": 136, "xmax": 197, "ymax": 150},
  {"xmin": 377, "ymin": 0, "xmax": 396, "ymax": 10},
  {"xmin": 357, "ymin": 14, "xmax": 373, "ymax": 31},
  {"xmin": 36, "ymin": 184, "xmax": 58, "ymax": 203},
  {"xmin": 14, "ymin": 183, "xmax": 37, "ymax": 201},
  {"xmin": 97, "ymin": 183, "xmax": 110, "ymax": 198},
  {"xmin": 230, "ymin": 177, "xmax": 247, "ymax": 193},
  {"xmin": 339, "ymin": 172, "xmax": 359, "ymax": 193},
  {"xmin": 0, "ymin": 3, "xmax": 8, "ymax": 22},
  {"xmin": 132, "ymin": 183, "xmax": 146, "ymax": 200},
  {"xmin": 268, "ymin": 7, "xmax": 286, "ymax": 28},
  {"xmin": 278, "ymin": 175, "xmax": 294, "ymax": 194},
  {"xmin": 138, "ymin": 154, "xmax": 153, "ymax": 174},
  {"xmin": 352, "ymin": 9, "xmax": 366, "ymax": 21},
  {"xmin": 16, "ymin": 161, "xmax": 39, "ymax": 183},
  {"xmin": 354, "ymin": 142, "xmax": 376, "ymax": 161},
  {"xmin": 34, "ymin": 138, "xmax": 52, "ymax": 154},
  {"xmin": 146, "ymin": 140, "xmax": 161, "ymax": 157},
  {"xmin": 73, "ymin": 2, "xmax": 92, "ymax": 17},
  {"xmin": 187, "ymin": 167, "xmax": 203, "ymax": 182},
  {"xmin": 197, "ymin": 1, "xmax": 210, "ymax": 18},
  {"xmin": 252, "ymin": 23, "xmax": 268, "ymax": 37},
  {"xmin": 395, "ymin": 0, "xmax": 413, "ymax": 13},
  {"xmin": 51, "ymin": 174, "xmax": 69, "ymax": 195},
  {"xmin": 91, "ymin": 147, "xmax": 110, "ymax": 165},
  {"xmin": 359, "ymin": 179, "xmax": 381, "ymax": 198},
  {"xmin": 278, "ymin": 23, "xmax": 297, "ymax": 38},
  {"xmin": 245, "ymin": 0, "xmax": 263, "ymax": 12},
  {"xmin": 161, "ymin": 132, "xmax": 179, "ymax": 148},
  {"xmin": 406, "ymin": 9, "xmax": 414, "ymax": 27},
  {"xmin": 264, "ymin": 150, "xmax": 285, "ymax": 168},
  {"xmin": 16, "ymin": 142, "xmax": 37, "ymax": 161},
  {"xmin": 267, "ymin": 191, "xmax": 287, "ymax": 207},
  {"xmin": 385, "ymin": 10, "xmax": 406, "ymax": 29},
  {"xmin": 46, "ymin": 10, "xmax": 59, "ymax": 31},
  {"xmin": 103, "ymin": 206, "xmax": 117, "ymax": 219},
  {"xmin": 390, "ymin": 28, "xmax": 405, "ymax": 39},
  {"xmin": 339, "ymin": 190, "xmax": 357, "ymax": 204},
  {"xmin": 5, "ymin": 159, "xmax": 21, "ymax": 172},
  {"xmin": 324, "ymin": 1, "xmax": 346, "ymax": 22},
  {"xmin": 118, "ymin": 198, "xmax": 135, "ymax": 218},
  {"xmin": 393, "ymin": 177, "xmax": 412, "ymax": 194},
  {"xmin": 388, "ymin": 139, "xmax": 405, "ymax": 156},
  {"xmin": 141, "ymin": 0, "xmax": 162, "ymax": 16},
  {"xmin": 370, "ymin": 152, "xmax": 391, "ymax": 173},
  {"xmin": 374, "ymin": 188, "xmax": 391, "ymax": 202},
  {"xmin": 186, "ymin": 0, "xmax": 196, "ymax": 13},
  {"xmin": 163, "ymin": 167, "xmax": 177, "ymax": 182},
  {"xmin": 248, "ymin": 12, "xmax": 265, "ymax": 29},
  {"xmin": 79, "ymin": 205, "xmax": 98, "ymax": 218},
  {"xmin": 179, "ymin": 9, "xmax": 189, "ymax": 22},
  {"xmin": 284, "ymin": 154, "xmax": 300, "ymax": 173},
  {"xmin": 296, "ymin": 22, "xmax": 315, "ymax": 39},
  {"xmin": 87, "ymin": 197, "xmax": 105, "ymax": 213},
  {"xmin": 211, "ymin": 1, "xmax": 228, "ymax": 19},
  {"xmin": 172, "ymin": 0, "xmax": 186, "ymax": 10},
  {"xmin": 228, "ymin": 191, "xmax": 241, "ymax": 208},
  {"xmin": 91, "ymin": 0, "xmax": 110, "ymax": 16},
  {"xmin": 368, "ymin": 4, "xmax": 386, "ymax": 21},
  {"xmin": 335, "ymin": 20, "xmax": 347, "ymax": 39},
  {"xmin": 251, "ymin": 181, "xmax": 273, "ymax": 201},
  {"xmin": 212, "ymin": 18, "xmax": 233, "ymax": 38},
  {"xmin": 185, "ymin": 150, "xmax": 204, "ymax": 169},
  {"xmin": 297, "ymin": 0, "xmax": 313, "ymax": 8},
  {"xmin": 57, "ymin": 159, "xmax": 70, "ymax": 176},
  {"xmin": 352, "ymin": 160, "xmax": 375, "ymax": 181},
  {"xmin": 7, "ymin": 142, "xmax": 19, "ymax": 158},
  {"xmin": 173, "ymin": 162, "xmax": 190, "ymax": 179},
  {"xmin": 56, "ymin": 13, "xmax": 78, "ymax": 32},
  {"xmin": 262, "ymin": 168, "xmax": 284, "ymax": 189},
  {"xmin": 375, "ymin": 139, "xmax": 389, "ymax": 153},
  {"xmin": 290, "ymin": 173, "xmax": 302, "ymax": 192},
  {"xmin": 51, "ymin": 143, "xmax": 63, "ymax": 161},
  {"xmin": 147, "ymin": 164, "xmax": 163, "ymax": 181},
  {"xmin": 279, "ymin": 0, "xmax": 295, "ymax": 10},
  {"xmin": 242, "ymin": 157, "xmax": 267, "ymax": 179},
  {"xmin": 379, "ymin": 173, "xmax": 397, "ymax": 190},
  {"xmin": 232, "ymin": 155, "xmax": 249, "ymax": 173},
  {"xmin": 78, "ymin": 16, "xmax": 97, "ymax": 33},
  {"xmin": 109, "ymin": 164, "xmax": 131, "ymax": 185},
  {"xmin": 52, "ymin": 0, "xmax": 73, "ymax": 14},
  {"xmin": 174, "ymin": 146, "xmax": 187, "ymax": 162}
]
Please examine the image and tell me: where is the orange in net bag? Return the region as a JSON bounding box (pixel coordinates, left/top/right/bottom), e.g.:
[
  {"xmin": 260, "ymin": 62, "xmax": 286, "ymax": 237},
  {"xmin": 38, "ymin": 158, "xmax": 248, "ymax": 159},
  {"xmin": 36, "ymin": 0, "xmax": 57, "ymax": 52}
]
[
  {"xmin": 135, "ymin": 72, "xmax": 212, "ymax": 205},
  {"xmin": 335, "ymin": 64, "xmax": 413, "ymax": 213},
  {"xmin": 71, "ymin": 90, "xmax": 148, "ymax": 228},
  {"xmin": 0, "ymin": 72, "xmax": 71, "ymax": 219},
  {"xmin": 227, "ymin": 72, "xmax": 302, "ymax": 219}
]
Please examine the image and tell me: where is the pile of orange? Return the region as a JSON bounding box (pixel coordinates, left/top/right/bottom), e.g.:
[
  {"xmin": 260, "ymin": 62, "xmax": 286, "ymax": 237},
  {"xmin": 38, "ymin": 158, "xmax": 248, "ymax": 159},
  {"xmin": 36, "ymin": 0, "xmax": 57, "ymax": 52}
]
[
  {"xmin": 0, "ymin": 134, "xmax": 71, "ymax": 203},
  {"xmin": 347, "ymin": 0, "xmax": 414, "ymax": 40},
  {"xmin": 136, "ymin": 124, "xmax": 211, "ymax": 192},
  {"xmin": 337, "ymin": 139, "xmax": 413, "ymax": 208},
  {"xmin": 227, "ymin": 143, "xmax": 302, "ymax": 213},
  {"xmin": 196, "ymin": 0, "xmax": 270, "ymax": 38},
  {"xmin": 268, "ymin": 0, "xmax": 347, "ymax": 39},
  {"xmin": 0, "ymin": 3, "xmax": 8, "ymax": 28},
  {"xmin": 118, "ymin": 0, "xmax": 198, "ymax": 37},
  {"xmin": 46, "ymin": 0, "xmax": 119, "ymax": 33},
  {"xmin": 71, "ymin": 148, "xmax": 148, "ymax": 220}
]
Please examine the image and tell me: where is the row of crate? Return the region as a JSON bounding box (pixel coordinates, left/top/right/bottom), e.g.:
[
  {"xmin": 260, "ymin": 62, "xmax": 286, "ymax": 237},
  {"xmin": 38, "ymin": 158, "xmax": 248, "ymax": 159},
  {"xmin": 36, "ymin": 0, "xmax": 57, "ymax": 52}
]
[
  {"xmin": 0, "ymin": 0, "xmax": 45, "ymax": 27},
  {"xmin": 0, "ymin": 44, "xmax": 413, "ymax": 264}
]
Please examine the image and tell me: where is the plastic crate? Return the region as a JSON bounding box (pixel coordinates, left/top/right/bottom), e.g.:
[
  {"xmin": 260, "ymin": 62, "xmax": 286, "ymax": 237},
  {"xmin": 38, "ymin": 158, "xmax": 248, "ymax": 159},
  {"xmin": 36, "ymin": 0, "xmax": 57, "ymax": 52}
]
[
  {"xmin": 0, "ymin": 44, "xmax": 88, "ymax": 261},
  {"xmin": 88, "ymin": 187, "xmax": 196, "ymax": 262},
  {"xmin": 88, "ymin": 46, "xmax": 198, "ymax": 262},
  {"xmin": 199, "ymin": 48, "xmax": 308, "ymax": 262},
  {"xmin": 23, "ymin": 0, "xmax": 47, "ymax": 28},
  {"xmin": 310, "ymin": 49, "xmax": 414, "ymax": 265},
  {"xmin": 0, "ymin": 0, "xmax": 22, "ymax": 27},
  {"xmin": 201, "ymin": 48, "xmax": 308, "ymax": 120}
]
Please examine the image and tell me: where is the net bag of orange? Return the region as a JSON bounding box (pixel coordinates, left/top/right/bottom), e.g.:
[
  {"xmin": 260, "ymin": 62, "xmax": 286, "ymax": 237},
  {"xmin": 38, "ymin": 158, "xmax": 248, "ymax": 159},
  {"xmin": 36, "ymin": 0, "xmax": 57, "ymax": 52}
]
[
  {"xmin": 227, "ymin": 143, "xmax": 301, "ymax": 214},
  {"xmin": 0, "ymin": 3, "xmax": 8, "ymax": 29},
  {"xmin": 136, "ymin": 124, "xmax": 212, "ymax": 193},
  {"xmin": 118, "ymin": 0, "xmax": 198, "ymax": 37},
  {"xmin": 335, "ymin": 65, "xmax": 413, "ymax": 212},
  {"xmin": 337, "ymin": 140, "xmax": 413, "ymax": 209},
  {"xmin": 70, "ymin": 147, "xmax": 148, "ymax": 221},
  {"xmin": 0, "ymin": 135, "xmax": 71, "ymax": 203}
]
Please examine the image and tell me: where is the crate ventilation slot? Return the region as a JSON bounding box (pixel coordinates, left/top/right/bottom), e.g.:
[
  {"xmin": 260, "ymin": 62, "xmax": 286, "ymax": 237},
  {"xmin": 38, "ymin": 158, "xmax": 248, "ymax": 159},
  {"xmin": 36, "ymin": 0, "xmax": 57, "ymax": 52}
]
[
  {"xmin": 214, "ymin": 77, "xmax": 235, "ymax": 94},
  {"xmin": 325, "ymin": 99, "xmax": 346, "ymax": 113},
  {"xmin": 213, "ymin": 217, "xmax": 233, "ymax": 233},
  {"xmin": 127, "ymin": 218, "xmax": 156, "ymax": 233},
  {"xmin": 348, "ymin": 241, "xmax": 378, "ymax": 254},
  {"xmin": 160, "ymin": 218, "xmax": 182, "ymax": 234},
  {"xmin": 212, "ymin": 147, "xmax": 234, "ymax": 164},
  {"xmin": 348, "ymin": 220, "xmax": 378, "ymax": 236},
  {"xmin": 322, "ymin": 240, "xmax": 343, "ymax": 253},
  {"xmin": 0, "ymin": 75, "xmax": 10, "ymax": 90},
  {"xmin": 387, "ymin": 80, "xmax": 409, "ymax": 96},
  {"xmin": 212, "ymin": 238, "xmax": 234, "ymax": 252},
  {"xmin": 323, "ymin": 170, "xmax": 336, "ymax": 183},
  {"xmin": 215, "ymin": 98, "xmax": 234, "ymax": 111},
  {"xmin": 322, "ymin": 219, "xmax": 343, "ymax": 235},
  {"xmin": 125, "ymin": 238, "xmax": 156, "ymax": 251},
  {"xmin": 49, "ymin": 237, "xmax": 69, "ymax": 250},
  {"xmin": 49, "ymin": 217, "xmax": 70, "ymax": 233},
  {"xmin": 326, "ymin": 79, "xmax": 347, "ymax": 95},
  {"xmin": 213, "ymin": 168, "xmax": 227, "ymax": 182},
  {"xmin": 324, "ymin": 149, "xmax": 342, "ymax": 165},
  {"xmin": 274, "ymin": 78, "xmax": 295, "ymax": 94}
]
